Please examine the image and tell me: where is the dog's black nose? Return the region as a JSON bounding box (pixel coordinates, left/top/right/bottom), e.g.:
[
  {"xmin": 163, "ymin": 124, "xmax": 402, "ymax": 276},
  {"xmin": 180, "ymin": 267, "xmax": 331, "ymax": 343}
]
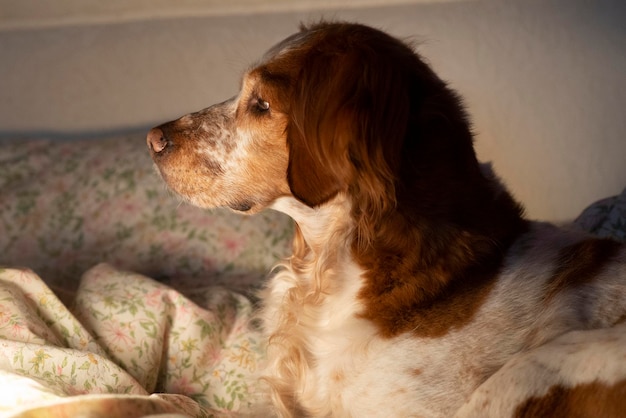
[{"xmin": 147, "ymin": 128, "xmax": 168, "ymax": 153}]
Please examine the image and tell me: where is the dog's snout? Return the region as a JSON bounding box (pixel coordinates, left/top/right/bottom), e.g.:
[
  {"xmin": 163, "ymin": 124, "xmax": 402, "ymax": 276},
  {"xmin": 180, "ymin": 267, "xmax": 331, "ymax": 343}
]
[{"xmin": 147, "ymin": 128, "xmax": 168, "ymax": 153}]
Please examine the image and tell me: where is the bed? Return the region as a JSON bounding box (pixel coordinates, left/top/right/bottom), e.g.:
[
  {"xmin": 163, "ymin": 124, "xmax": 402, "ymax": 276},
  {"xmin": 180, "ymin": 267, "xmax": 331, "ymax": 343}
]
[{"xmin": 0, "ymin": 134, "xmax": 624, "ymax": 417}]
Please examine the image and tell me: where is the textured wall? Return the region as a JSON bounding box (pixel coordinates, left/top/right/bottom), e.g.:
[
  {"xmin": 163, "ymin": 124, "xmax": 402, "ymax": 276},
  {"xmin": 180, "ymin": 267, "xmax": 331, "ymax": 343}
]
[{"xmin": 0, "ymin": 0, "xmax": 624, "ymax": 221}]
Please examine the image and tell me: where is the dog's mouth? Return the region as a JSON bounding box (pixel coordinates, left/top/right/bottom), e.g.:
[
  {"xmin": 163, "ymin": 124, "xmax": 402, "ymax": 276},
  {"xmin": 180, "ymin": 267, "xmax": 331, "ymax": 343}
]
[{"xmin": 228, "ymin": 200, "xmax": 254, "ymax": 212}]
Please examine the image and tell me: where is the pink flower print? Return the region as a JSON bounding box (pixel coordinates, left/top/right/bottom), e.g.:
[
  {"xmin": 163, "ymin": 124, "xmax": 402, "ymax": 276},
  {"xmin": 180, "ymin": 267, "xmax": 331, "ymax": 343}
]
[
  {"xmin": 224, "ymin": 237, "xmax": 245, "ymax": 257},
  {"xmin": 161, "ymin": 232, "xmax": 185, "ymax": 254},
  {"xmin": 11, "ymin": 268, "xmax": 35, "ymax": 284},
  {"xmin": 232, "ymin": 318, "xmax": 250, "ymax": 336},
  {"xmin": 120, "ymin": 201, "xmax": 140, "ymax": 215},
  {"xmin": 59, "ymin": 144, "xmax": 74, "ymax": 158},
  {"xmin": 67, "ymin": 386, "xmax": 90, "ymax": 396},
  {"xmin": 101, "ymin": 321, "xmax": 135, "ymax": 348},
  {"xmin": 89, "ymin": 155, "xmax": 105, "ymax": 170},
  {"xmin": 52, "ymin": 178, "xmax": 70, "ymax": 194},
  {"xmin": 179, "ymin": 209, "xmax": 216, "ymax": 228},
  {"xmin": 169, "ymin": 375, "xmax": 195, "ymax": 395},
  {"xmin": 202, "ymin": 257, "xmax": 216, "ymax": 271},
  {"xmin": 10, "ymin": 321, "xmax": 27, "ymax": 339},
  {"xmin": 0, "ymin": 308, "xmax": 10, "ymax": 326},
  {"xmin": 172, "ymin": 297, "xmax": 194, "ymax": 324},
  {"xmin": 198, "ymin": 343, "xmax": 223, "ymax": 369},
  {"xmin": 146, "ymin": 288, "xmax": 164, "ymax": 308},
  {"xmin": 85, "ymin": 200, "xmax": 117, "ymax": 231}
]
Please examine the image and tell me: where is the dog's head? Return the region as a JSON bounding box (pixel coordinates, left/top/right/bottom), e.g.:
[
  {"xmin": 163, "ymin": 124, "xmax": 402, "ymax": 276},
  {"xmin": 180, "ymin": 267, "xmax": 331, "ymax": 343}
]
[{"xmin": 148, "ymin": 21, "xmax": 483, "ymax": 222}]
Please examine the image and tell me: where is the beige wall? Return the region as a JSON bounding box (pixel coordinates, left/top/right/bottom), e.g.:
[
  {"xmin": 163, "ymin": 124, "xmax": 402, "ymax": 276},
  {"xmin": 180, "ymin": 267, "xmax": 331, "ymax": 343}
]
[{"xmin": 0, "ymin": 0, "xmax": 624, "ymax": 222}]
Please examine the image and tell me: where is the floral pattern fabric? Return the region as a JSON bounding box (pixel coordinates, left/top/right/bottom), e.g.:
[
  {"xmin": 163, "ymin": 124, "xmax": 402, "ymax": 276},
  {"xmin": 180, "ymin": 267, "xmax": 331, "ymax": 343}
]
[
  {"xmin": 0, "ymin": 264, "xmax": 267, "ymax": 417},
  {"xmin": 0, "ymin": 135, "xmax": 294, "ymax": 296}
]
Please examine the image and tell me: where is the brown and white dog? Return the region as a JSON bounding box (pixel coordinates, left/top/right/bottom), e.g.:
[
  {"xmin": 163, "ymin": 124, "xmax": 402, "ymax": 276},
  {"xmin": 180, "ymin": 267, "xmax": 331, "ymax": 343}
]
[{"xmin": 147, "ymin": 22, "xmax": 626, "ymax": 417}]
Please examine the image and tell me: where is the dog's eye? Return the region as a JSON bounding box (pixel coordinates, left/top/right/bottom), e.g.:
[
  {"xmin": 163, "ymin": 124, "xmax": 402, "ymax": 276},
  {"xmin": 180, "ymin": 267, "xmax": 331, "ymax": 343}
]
[{"xmin": 255, "ymin": 98, "xmax": 270, "ymax": 112}]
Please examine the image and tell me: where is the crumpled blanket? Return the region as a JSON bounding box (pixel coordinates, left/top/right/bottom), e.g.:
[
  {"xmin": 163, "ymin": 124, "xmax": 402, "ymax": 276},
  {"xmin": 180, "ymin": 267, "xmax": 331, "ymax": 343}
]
[{"xmin": 0, "ymin": 263, "xmax": 267, "ymax": 418}]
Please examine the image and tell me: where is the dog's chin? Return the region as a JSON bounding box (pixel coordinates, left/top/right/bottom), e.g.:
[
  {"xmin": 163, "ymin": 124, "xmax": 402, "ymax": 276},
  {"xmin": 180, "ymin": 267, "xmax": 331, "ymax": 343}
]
[{"xmin": 172, "ymin": 190, "xmax": 263, "ymax": 214}]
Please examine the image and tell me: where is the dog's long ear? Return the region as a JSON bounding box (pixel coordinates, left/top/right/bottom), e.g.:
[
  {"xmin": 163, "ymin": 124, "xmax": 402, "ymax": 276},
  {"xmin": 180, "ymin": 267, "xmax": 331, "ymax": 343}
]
[
  {"xmin": 286, "ymin": 24, "xmax": 412, "ymax": 210},
  {"xmin": 285, "ymin": 48, "xmax": 354, "ymax": 208}
]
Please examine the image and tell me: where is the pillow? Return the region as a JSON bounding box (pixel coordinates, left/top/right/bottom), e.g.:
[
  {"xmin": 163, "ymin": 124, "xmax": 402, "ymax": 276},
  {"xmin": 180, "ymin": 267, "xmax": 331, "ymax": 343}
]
[
  {"xmin": 574, "ymin": 187, "xmax": 626, "ymax": 242},
  {"xmin": 0, "ymin": 135, "xmax": 293, "ymax": 293}
]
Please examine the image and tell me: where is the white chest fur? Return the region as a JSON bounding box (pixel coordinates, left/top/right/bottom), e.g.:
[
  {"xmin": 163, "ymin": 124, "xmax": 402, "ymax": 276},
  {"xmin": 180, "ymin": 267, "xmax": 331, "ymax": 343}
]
[
  {"xmin": 262, "ymin": 197, "xmax": 540, "ymax": 417},
  {"xmin": 260, "ymin": 256, "xmax": 475, "ymax": 417},
  {"xmin": 261, "ymin": 196, "xmax": 379, "ymax": 415},
  {"xmin": 263, "ymin": 258, "xmax": 373, "ymax": 412}
]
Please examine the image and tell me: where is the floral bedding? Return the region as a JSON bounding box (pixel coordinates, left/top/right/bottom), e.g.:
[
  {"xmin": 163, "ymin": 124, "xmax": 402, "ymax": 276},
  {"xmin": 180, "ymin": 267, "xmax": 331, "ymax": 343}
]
[
  {"xmin": 0, "ymin": 264, "xmax": 265, "ymax": 417},
  {"xmin": 0, "ymin": 135, "xmax": 292, "ymax": 417},
  {"xmin": 0, "ymin": 135, "xmax": 293, "ymax": 296},
  {"xmin": 0, "ymin": 134, "xmax": 624, "ymax": 417}
]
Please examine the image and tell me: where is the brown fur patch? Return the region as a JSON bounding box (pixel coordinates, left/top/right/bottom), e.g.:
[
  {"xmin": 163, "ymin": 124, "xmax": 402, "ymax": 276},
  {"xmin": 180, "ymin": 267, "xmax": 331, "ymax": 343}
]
[
  {"xmin": 293, "ymin": 22, "xmax": 534, "ymax": 339},
  {"xmin": 357, "ymin": 240, "xmax": 501, "ymax": 339},
  {"xmin": 355, "ymin": 187, "xmax": 528, "ymax": 337},
  {"xmin": 356, "ymin": 195, "xmax": 527, "ymax": 340},
  {"xmin": 545, "ymin": 238, "xmax": 621, "ymax": 302},
  {"xmin": 515, "ymin": 379, "xmax": 626, "ymax": 418}
]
